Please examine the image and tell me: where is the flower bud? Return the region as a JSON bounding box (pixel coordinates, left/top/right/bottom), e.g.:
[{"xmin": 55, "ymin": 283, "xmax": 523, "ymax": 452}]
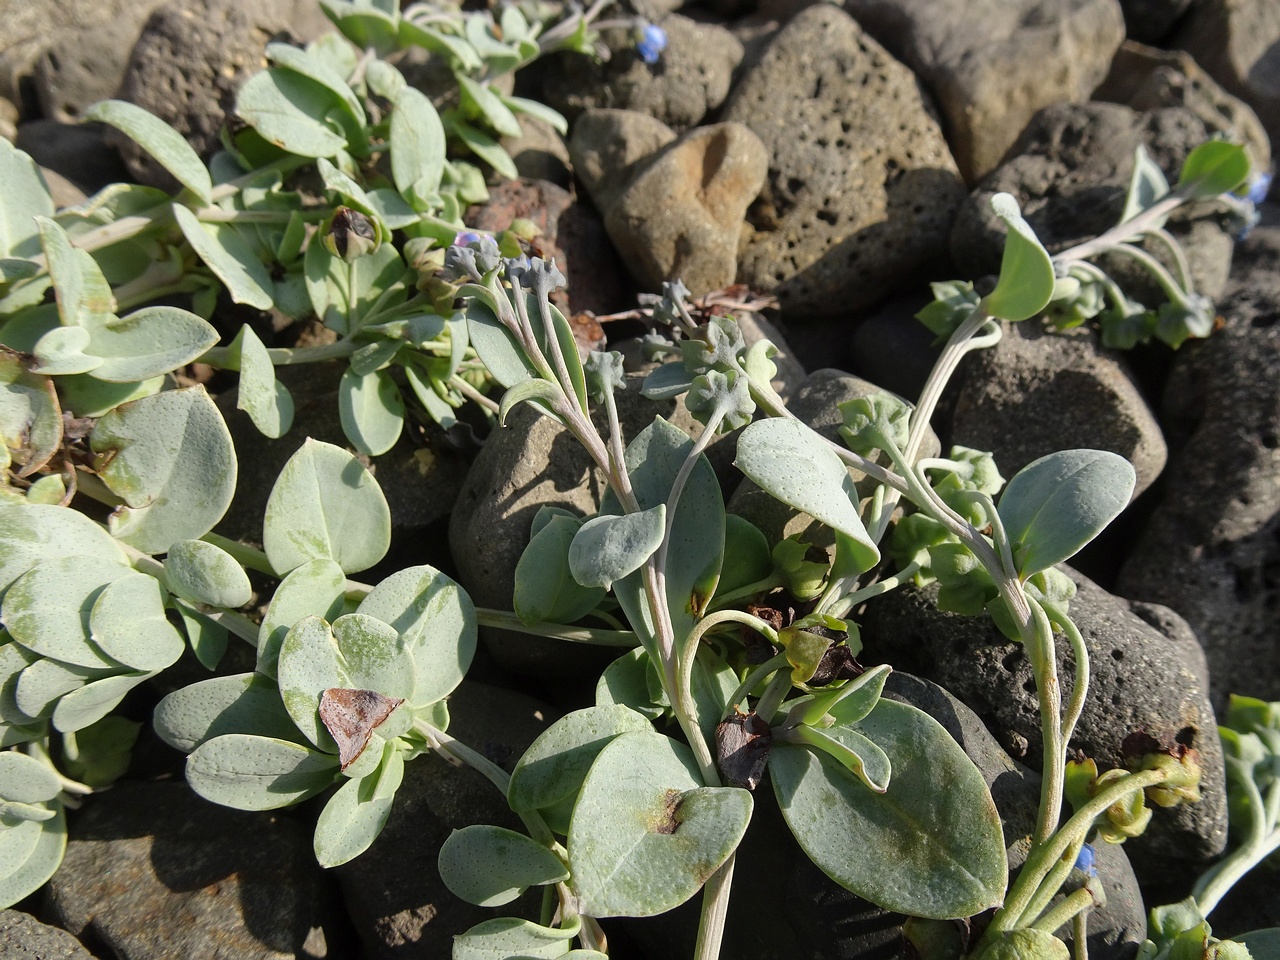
[{"xmin": 323, "ymin": 207, "xmax": 378, "ymax": 262}]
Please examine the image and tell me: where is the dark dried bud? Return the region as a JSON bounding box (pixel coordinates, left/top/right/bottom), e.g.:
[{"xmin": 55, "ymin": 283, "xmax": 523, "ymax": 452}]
[
  {"xmin": 808, "ymin": 643, "xmax": 863, "ymax": 687},
  {"xmin": 715, "ymin": 710, "xmax": 772, "ymax": 790},
  {"xmin": 323, "ymin": 207, "xmax": 378, "ymax": 263}
]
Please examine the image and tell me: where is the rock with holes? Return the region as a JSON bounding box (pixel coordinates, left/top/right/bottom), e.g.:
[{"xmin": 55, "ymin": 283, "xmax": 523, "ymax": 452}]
[
  {"xmin": 1119, "ymin": 210, "xmax": 1280, "ymax": 708},
  {"xmin": 1172, "ymin": 0, "xmax": 1280, "ymax": 150},
  {"xmin": 949, "ymin": 319, "xmax": 1168, "ymax": 499},
  {"xmin": 568, "ymin": 108, "xmax": 678, "ymax": 217},
  {"xmin": 858, "ymin": 566, "xmax": 1228, "ymax": 867},
  {"xmin": 844, "ymin": 0, "xmax": 1125, "ymax": 183},
  {"xmin": 604, "ymin": 122, "xmax": 768, "ymax": 295},
  {"xmin": 722, "ymin": 5, "xmax": 965, "ymax": 316},
  {"xmin": 0, "ymin": 909, "xmax": 96, "ymax": 959},
  {"xmin": 950, "ymin": 102, "xmax": 1237, "ymax": 304},
  {"xmin": 1119, "ymin": 0, "xmax": 1195, "ymax": 45},
  {"xmin": 537, "ymin": 14, "xmax": 743, "ymax": 130},
  {"xmin": 1096, "ymin": 41, "xmax": 1271, "ymax": 176},
  {"xmin": 45, "ymin": 780, "xmax": 347, "ymax": 959},
  {"xmin": 336, "ymin": 682, "xmax": 555, "ymax": 959},
  {"xmin": 112, "ymin": 0, "xmax": 331, "ymax": 189}
]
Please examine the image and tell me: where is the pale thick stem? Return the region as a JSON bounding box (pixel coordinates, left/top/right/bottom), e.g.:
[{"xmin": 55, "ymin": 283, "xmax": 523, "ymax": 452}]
[
  {"xmin": 1031, "ymin": 888, "xmax": 1094, "ymax": 936},
  {"xmin": 474, "ymin": 608, "xmax": 637, "ymax": 646},
  {"xmin": 693, "ymin": 854, "xmax": 737, "ymax": 960}
]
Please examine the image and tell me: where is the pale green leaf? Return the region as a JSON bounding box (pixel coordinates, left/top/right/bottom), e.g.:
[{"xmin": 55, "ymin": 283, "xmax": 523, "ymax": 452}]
[
  {"xmin": 263, "ymin": 439, "xmax": 390, "ymax": 575},
  {"xmin": 0, "ymin": 140, "xmax": 54, "ymax": 259},
  {"xmin": 235, "ymin": 68, "xmax": 349, "ymax": 158},
  {"xmin": 186, "ymin": 734, "xmax": 339, "ymax": 810},
  {"xmin": 981, "ymin": 193, "xmax": 1055, "ymax": 322},
  {"xmin": 0, "ymin": 501, "xmax": 127, "ymax": 593},
  {"xmin": 355, "ymin": 564, "xmax": 476, "ymax": 707},
  {"xmin": 173, "ymin": 205, "xmax": 275, "ymax": 310},
  {"xmin": 84, "ymin": 305, "xmax": 218, "ymax": 383},
  {"xmin": 154, "ymin": 672, "xmax": 302, "ymax": 753},
  {"xmin": 1177, "ymin": 140, "xmax": 1251, "ymax": 199},
  {"xmin": 257, "ymin": 556, "xmax": 348, "ymax": 677},
  {"xmin": 338, "ymin": 367, "xmax": 404, "ymax": 456},
  {"xmin": 230, "ymin": 324, "xmax": 294, "ymax": 438},
  {"xmin": 264, "ymin": 43, "xmax": 365, "ymax": 128},
  {"xmin": 88, "ymin": 571, "xmax": 184, "ymax": 671},
  {"xmin": 313, "ymin": 745, "xmax": 404, "ymax": 866},
  {"xmin": 91, "ymin": 386, "xmax": 238, "ymax": 554},
  {"xmin": 453, "ymin": 917, "xmax": 573, "ymax": 960},
  {"xmin": 3, "ymin": 555, "xmax": 130, "ymax": 668},
  {"xmin": 569, "ymin": 730, "xmax": 752, "ymax": 917},
  {"xmin": 568, "ymin": 505, "xmax": 666, "ymax": 591},
  {"xmin": 163, "ymin": 539, "xmax": 251, "ymax": 609},
  {"xmin": 439, "ymin": 824, "xmax": 568, "ymax": 906},
  {"xmin": 51, "ymin": 669, "xmax": 152, "ymax": 732},
  {"xmin": 0, "ymin": 353, "xmax": 63, "ymax": 477},
  {"xmin": 514, "ymin": 514, "xmax": 606, "ymax": 627},
  {"xmin": 83, "ymin": 100, "xmax": 213, "ymax": 204},
  {"xmin": 996, "ymin": 449, "xmax": 1136, "ymax": 578},
  {"xmin": 391, "ymin": 86, "xmax": 446, "ymax": 199},
  {"xmin": 0, "ymin": 806, "xmax": 65, "ymax": 910}
]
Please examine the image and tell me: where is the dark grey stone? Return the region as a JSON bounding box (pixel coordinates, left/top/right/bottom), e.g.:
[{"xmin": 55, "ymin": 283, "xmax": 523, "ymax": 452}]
[
  {"xmin": 1119, "ymin": 213, "xmax": 1280, "ymax": 708},
  {"xmin": 949, "ymin": 102, "xmax": 1236, "ymax": 304},
  {"xmin": 949, "ymin": 319, "xmax": 1168, "ymax": 498},
  {"xmin": 335, "ymin": 682, "xmax": 555, "ymax": 959},
  {"xmin": 1118, "ymin": 0, "xmax": 1194, "ymax": 45},
  {"xmin": 0, "ymin": 910, "xmax": 96, "ymax": 960},
  {"xmin": 13, "ymin": 121, "xmax": 130, "ymax": 196},
  {"xmin": 45, "ymin": 781, "xmax": 345, "ymax": 960},
  {"xmin": 538, "ymin": 14, "xmax": 742, "ymax": 131},
  {"xmin": 722, "ymin": 5, "xmax": 965, "ymax": 316},
  {"xmin": 858, "ymin": 568, "xmax": 1228, "ymax": 866},
  {"xmin": 843, "ymin": 0, "xmax": 1125, "ymax": 183}
]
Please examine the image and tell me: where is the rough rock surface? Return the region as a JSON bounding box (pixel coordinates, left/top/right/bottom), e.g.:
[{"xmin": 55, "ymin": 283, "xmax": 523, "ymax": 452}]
[
  {"xmin": 336, "ymin": 683, "xmax": 554, "ymax": 959},
  {"xmin": 1096, "ymin": 41, "xmax": 1272, "ymax": 176},
  {"xmin": 723, "ymin": 5, "xmax": 965, "ymax": 316},
  {"xmin": 569, "ymin": 109, "xmax": 677, "ymax": 217},
  {"xmin": 499, "ymin": 114, "xmax": 573, "ymax": 189},
  {"xmin": 33, "ymin": 6, "xmax": 162, "ymax": 122},
  {"xmin": 858, "ymin": 568, "xmax": 1228, "ymax": 865},
  {"xmin": 114, "ymin": 0, "xmax": 329, "ymax": 188},
  {"xmin": 950, "ymin": 319, "xmax": 1168, "ymax": 498},
  {"xmin": 951, "ymin": 102, "xmax": 1237, "ymax": 303},
  {"xmin": 45, "ymin": 780, "xmax": 345, "ymax": 960},
  {"xmin": 1119, "ymin": 210, "xmax": 1280, "ymax": 707},
  {"xmin": 844, "ymin": 0, "xmax": 1126, "ymax": 182},
  {"xmin": 1173, "ymin": 0, "xmax": 1280, "ymax": 150},
  {"xmin": 0, "ymin": 910, "xmax": 96, "ymax": 959},
  {"xmin": 539, "ymin": 14, "xmax": 743, "ymax": 130},
  {"xmin": 605, "ymin": 122, "xmax": 768, "ymax": 294},
  {"xmin": 13, "ymin": 121, "xmax": 131, "ymax": 196}
]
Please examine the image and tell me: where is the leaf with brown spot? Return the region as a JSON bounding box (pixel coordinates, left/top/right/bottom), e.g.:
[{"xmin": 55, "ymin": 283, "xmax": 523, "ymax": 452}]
[{"xmin": 319, "ymin": 687, "xmax": 403, "ymax": 770}]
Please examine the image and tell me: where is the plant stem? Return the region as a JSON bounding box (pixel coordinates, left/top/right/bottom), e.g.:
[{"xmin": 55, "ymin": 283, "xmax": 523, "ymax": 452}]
[
  {"xmin": 1031, "ymin": 887, "xmax": 1094, "ymax": 935},
  {"xmin": 1052, "ymin": 192, "xmax": 1187, "ymax": 265},
  {"xmin": 826, "ymin": 560, "xmax": 921, "ymax": 619},
  {"xmin": 474, "ymin": 608, "xmax": 638, "ymax": 646},
  {"xmin": 987, "ymin": 767, "xmax": 1165, "ymax": 935},
  {"xmin": 200, "ymin": 339, "xmax": 359, "ymax": 369},
  {"xmin": 693, "ymin": 854, "xmax": 737, "ymax": 960},
  {"xmin": 1058, "ymin": 613, "xmax": 1090, "ymax": 748}
]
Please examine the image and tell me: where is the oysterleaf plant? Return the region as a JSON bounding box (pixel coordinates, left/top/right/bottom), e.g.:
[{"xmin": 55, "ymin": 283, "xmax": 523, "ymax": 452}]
[{"xmin": 0, "ymin": 5, "xmax": 1277, "ymax": 958}]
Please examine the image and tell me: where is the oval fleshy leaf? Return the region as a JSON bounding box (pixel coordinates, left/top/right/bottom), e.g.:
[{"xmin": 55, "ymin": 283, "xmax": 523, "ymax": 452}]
[
  {"xmin": 0, "ymin": 140, "xmax": 54, "ymax": 259},
  {"xmin": 0, "ymin": 503, "xmax": 129, "ymax": 594},
  {"xmin": 514, "ymin": 514, "xmax": 606, "ymax": 627},
  {"xmin": 391, "ymin": 86, "xmax": 446, "ymax": 199},
  {"xmin": 4, "ymin": 555, "xmax": 130, "ymax": 668},
  {"xmin": 173, "ymin": 205, "xmax": 275, "ymax": 311},
  {"xmin": 452, "ymin": 917, "xmax": 575, "ymax": 960},
  {"xmin": 981, "ymin": 192, "xmax": 1055, "ymax": 322},
  {"xmin": 440, "ymin": 825, "xmax": 568, "ymax": 907},
  {"xmin": 355, "ymin": 564, "xmax": 476, "ymax": 707},
  {"xmin": 771, "ymin": 699, "xmax": 1006, "ymax": 919},
  {"xmin": 568, "ymin": 505, "xmax": 666, "ymax": 591},
  {"xmin": 1176, "ymin": 140, "xmax": 1251, "ymax": 199},
  {"xmin": 594, "ymin": 648, "xmax": 665, "ymax": 721},
  {"xmin": 84, "ymin": 305, "xmax": 219, "ymax": 383},
  {"xmin": 1119, "ymin": 144, "xmax": 1170, "ymax": 226},
  {"xmin": 163, "ymin": 539, "xmax": 252, "ymax": 609},
  {"xmin": 256, "ymin": 557, "xmax": 348, "ymax": 678},
  {"xmin": 0, "ymin": 807, "xmax": 65, "ymax": 910},
  {"xmin": 91, "ymin": 386, "xmax": 237, "ymax": 554},
  {"xmin": 51, "ymin": 670, "xmax": 153, "ymax": 733},
  {"xmin": 0, "ymin": 752, "xmax": 60, "ymax": 803},
  {"xmin": 508, "ymin": 704, "xmax": 652, "ymax": 813},
  {"xmin": 735, "ymin": 417, "xmax": 879, "ymax": 571},
  {"xmin": 996, "ymin": 449, "xmax": 1136, "ymax": 578},
  {"xmin": 0, "ymin": 353, "xmax": 63, "ymax": 478},
  {"xmin": 794, "ymin": 723, "xmax": 891, "ymax": 793},
  {"xmin": 13, "ymin": 658, "xmax": 107, "ymax": 720},
  {"xmin": 338, "ymin": 367, "xmax": 404, "ymax": 456},
  {"xmin": 264, "ymin": 439, "xmax": 390, "ymax": 575},
  {"xmin": 313, "ymin": 744, "xmax": 404, "ymax": 867},
  {"xmin": 186, "ymin": 733, "xmax": 340, "ymax": 810},
  {"xmin": 154, "ymin": 672, "xmax": 303, "ymax": 753},
  {"xmin": 569, "ymin": 730, "xmax": 752, "ymax": 917},
  {"xmin": 83, "ymin": 101, "xmax": 212, "ymax": 204},
  {"xmin": 88, "ymin": 571, "xmax": 185, "ymax": 671},
  {"xmin": 235, "ymin": 68, "xmax": 349, "ymax": 158}
]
